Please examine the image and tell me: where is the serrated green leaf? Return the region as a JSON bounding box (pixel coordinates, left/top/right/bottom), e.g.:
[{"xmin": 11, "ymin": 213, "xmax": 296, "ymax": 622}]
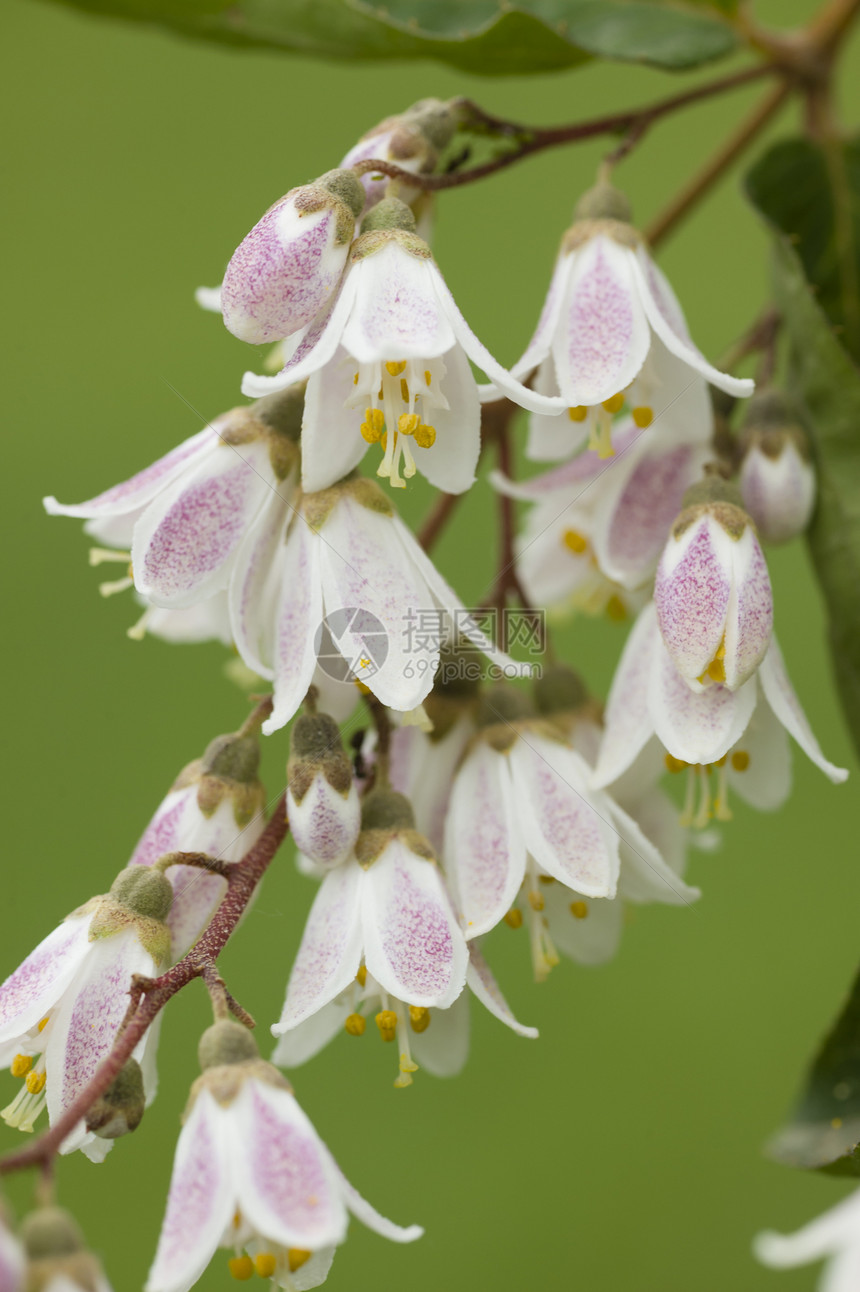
[
  {"xmin": 745, "ymin": 137, "xmax": 860, "ymax": 362},
  {"xmin": 44, "ymin": 0, "xmax": 737, "ymax": 75}
]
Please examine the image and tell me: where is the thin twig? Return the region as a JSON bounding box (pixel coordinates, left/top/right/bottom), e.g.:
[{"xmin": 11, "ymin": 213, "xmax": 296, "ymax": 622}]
[{"xmin": 418, "ymin": 492, "xmax": 462, "ymax": 553}]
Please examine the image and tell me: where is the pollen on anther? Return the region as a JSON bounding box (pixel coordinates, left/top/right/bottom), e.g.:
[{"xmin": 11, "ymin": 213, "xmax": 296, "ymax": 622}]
[
  {"xmin": 398, "ymin": 413, "xmax": 420, "ymax": 436},
  {"xmin": 563, "ymin": 529, "xmax": 588, "ymax": 555},
  {"xmin": 570, "ymin": 901, "xmax": 589, "ymax": 920},
  {"xmin": 605, "ymin": 595, "xmax": 627, "ymax": 622},
  {"xmin": 37, "ymin": 1017, "xmax": 49, "ymax": 1032},
  {"xmin": 731, "ymin": 750, "xmax": 750, "ymax": 772},
  {"xmin": 375, "ymin": 1010, "xmax": 397, "ymax": 1042},
  {"xmin": 504, "ymin": 908, "xmax": 523, "ymax": 929},
  {"xmin": 353, "ymin": 372, "xmax": 360, "ymax": 385},
  {"xmin": 632, "ymin": 405, "xmax": 653, "ymax": 428},
  {"xmin": 10, "ymin": 1055, "xmax": 31, "ymax": 1078},
  {"xmin": 254, "ymin": 1253, "xmax": 277, "ymax": 1278},
  {"xmin": 568, "ymin": 405, "xmax": 588, "ymax": 422},
  {"xmin": 665, "ymin": 753, "xmax": 687, "ymax": 773},
  {"xmin": 414, "ymin": 424, "xmax": 436, "ymax": 448},
  {"xmin": 25, "ymin": 1071, "xmax": 46, "ymax": 1095},
  {"xmin": 409, "ymin": 1006, "xmax": 431, "ymax": 1034},
  {"xmin": 288, "ymin": 1250, "xmax": 312, "ymax": 1274},
  {"xmin": 356, "ymin": 965, "xmax": 367, "ymax": 987},
  {"xmin": 424, "ymin": 370, "xmax": 432, "ymax": 386},
  {"xmin": 602, "ymin": 392, "xmax": 625, "ymax": 414},
  {"xmin": 228, "ymin": 1255, "xmax": 254, "ymax": 1280},
  {"xmin": 385, "ymin": 361, "xmax": 406, "ymax": 377},
  {"xmin": 527, "ymin": 890, "xmax": 545, "ymax": 912},
  {"xmin": 400, "ymin": 378, "xmax": 410, "ymax": 402},
  {"xmin": 344, "ymin": 1013, "xmax": 366, "ymax": 1037}
]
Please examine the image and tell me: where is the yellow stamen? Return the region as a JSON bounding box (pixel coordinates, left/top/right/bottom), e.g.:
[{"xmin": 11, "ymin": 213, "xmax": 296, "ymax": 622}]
[
  {"xmin": 344, "ymin": 1013, "xmax": 366, "ymax": 1037},
  {"xmin": 562, "ymin": 529, "xmax": 588, "ymax": 555},
  {"xmin": 570, "ymin": 901, "xmax": 589, "ymax": 920},
  {"xmin": 353, "ymin": 372, "xmax": 360, "ymax": 385},
  {"xmin": 228, "ymin": 1255, "xmax": 254, "ymax": 1280},
  {"xmin": 356, "ymin": 965, "xmax": 367, "ymax": 987},
  {"xmin": 400, "ymin": 378, "xmax": 409, "ymax": 402},
  {"xmin": 699, "ymin": 637, "xmax": 727, "ymax": 685},
  {"xmin": 664, "ymin": 753, "xmax": 687, "ymax": 774},
  {"xmin": 424, "ymin": 370, "xmax": 432, "ymax": 386},
  {"xmin": 414, "ymin": 424, "xmax": 436, "ymax": 449},
  {"xmin": 731, "ymin": 750, "xmax": 750, "ymax": 772},
  {"xmin": 375, "ymin": 1010, "xmax": 397, "ymax": 1043},
  {"xmin": 254, "ymin": 1253, "xmax": 277, "ymax": 1279},
  {"xmin": 408, "ymin": 1006, "xmax": 431, "ymax": 1034},
  {"xmin": 527, "ymin": 890, "xmax": 544, "ymax": 913},
  {"xmin": 398, "ymin": 413, "xmax": 420, "ymax": 436},
  {"xmin": 10, "ymin": 1056, "xmax": 31, "ymax": 1078},
  {"xmin": 37, "ymin": 1017, "xmax": 49, "ymax": 1032},
  {"xmin": 605, "ymin": 595, "xmax": 627, "ymax": 622},
  {"xmin": 632, "ymin": 405, "xmax": 653, "ymax": 428},
  {"xmin": 288, "ymin": 1250, "xmax": 312, "ymax": 1274},
  {"xmin": 26, "ymin": 1071, "xmax": 46, "ymax": 1095},
  {"xmin": 504, "ymin": 908, "xmax": 523, "ymax": 929},
  {"xmin": 568, "ymin": 405, "xmax": 588, "ymax": 422},
  {"xmin": 602, "ymin": 392, "xmax": 625, "ymax": 414},
  {"xmin": 385, "ymin": 361, "xmax": 406, "ymax": 376},
  {"xmin": 538, "ymin": 875, "xmax": 555, "ymax": 885}
]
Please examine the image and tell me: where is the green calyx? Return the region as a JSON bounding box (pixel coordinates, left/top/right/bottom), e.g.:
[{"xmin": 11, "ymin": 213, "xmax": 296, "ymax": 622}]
[
  {"xmin": 360, "ymin": 788, "xmax": 415, "ymax": 832},
  {"xmin": 476, "ymin": 682, "xmax": 535, "ymax": 729},
  {"xmin": 739, "ymin": 388, "xmax": 810, "ymax": 461},
  {"xmin": 573, "ymin": 181, "xmax": 633, "ymax": 225},
  {"xmin": 403, "ymin": 97, "xmax": 458, "ymax": 150},
  {"xmin": 108, "ymin": 866, "xmax": 173, "ymax": 923},
  {"xmin": 21, "ymin": 1207, "xmax": 83, "ymax": 1260},
  {"xmin": 85, "ymin": 1058, "xmax": 145, "ymax": 1139},
  {"xmin": 680, "ymin": 475, "xmax": 745, "ymax": 512},
  {"xmin": 291, "ymin": 712, "xmax": 343, "ymax": 761},
  {"xmin": 360, "ymin": 197, "xmax": 417, "ymax": 235},
  {"xmin": 318, "ymin": 168, "xmax": 366, "ymax": 219},
  {"xmin": 198, "ymin": 1020, "xmax": 259, "ymax": 1071},
  {"xmin": 254, "ymin": 384, "xmax": 305, "ymax": 443},
  {"xmin": 533, "ymin": 664, "xmax": 589, "ymax": 716},
  {"xmin": 201, "ymin": 733, "xmax": 261, "ymax": 784}
]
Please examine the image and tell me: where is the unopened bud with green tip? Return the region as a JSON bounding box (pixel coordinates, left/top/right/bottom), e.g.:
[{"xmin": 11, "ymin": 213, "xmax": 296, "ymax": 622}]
[
  {"xmin": 355, "ymin": 787, "xmax": 434, "ymax": 867},
  {"xmin": 342, "ymin": 97, "xmax": 457, "ymax": 214},
  {"xmin": 189, "ymin": 1020, "xmax": 289, "ymax": 1113},
  {"xmin": 21, "ymin": 1205, "xmax": 112, "ymax": 1292},
  {"xmin": 85, "ymin": 1058, "xmax": 145, "ymax": 1139},
  {"xmin": 573, "ymin": 180, "xmax": 633, "ymax": 226},
  {"xmin": 738, "ymin": 390, "xmax": 816, "ymax": 543},
  {"xmin": 288, "ymin": 712, "xmax": 360, "ymax": 868},
  {"xmin": 221, "ymin": 168, "xmax": 364, "ymax": 345},
  {"xmin": 422, "ymin": 646, "xmax": 482, "ymax": 740},
  {"xmin": 476, "ymin": 682, "xmax": 536, "ymax": 750}
]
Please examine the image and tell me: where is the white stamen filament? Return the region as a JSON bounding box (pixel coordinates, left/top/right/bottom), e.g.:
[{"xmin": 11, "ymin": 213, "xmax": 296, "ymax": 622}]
[
  {"xmin": 393, "ymin": 999, "xmax": 419, "ymax": 1088},
  {"xmin": 2, "ymin": 1054, "xmax": 46, "ymax": 1132},
  {"xmin": 89, "ymin": 547, "xmax": 132, "ymax": 567},
  {"xmin": 99, "ymin": 575, "xmax": 134, "ymax": 598},
  {"xmin": 127, "ymin": 607, "xmax": 153, "ymax": 641}
]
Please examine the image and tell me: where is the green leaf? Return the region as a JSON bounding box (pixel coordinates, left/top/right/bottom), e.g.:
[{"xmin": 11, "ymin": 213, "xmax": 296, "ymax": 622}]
[
  {"xmin": 767, "ymin": 961, "xmax": 860, "ymax": 1175},
  {"xmin": 745, "ymin": 137, "xmax": 860, "ymax": 362},
  {"xmin": 45, "ymin": 0, "xmax": 737, "ymax": 75}
]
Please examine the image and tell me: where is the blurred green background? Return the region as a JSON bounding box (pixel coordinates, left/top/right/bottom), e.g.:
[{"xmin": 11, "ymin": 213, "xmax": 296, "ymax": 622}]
[{"xmin": 2, "ymin": 0, "xmax": 859, "ymax": 1287}]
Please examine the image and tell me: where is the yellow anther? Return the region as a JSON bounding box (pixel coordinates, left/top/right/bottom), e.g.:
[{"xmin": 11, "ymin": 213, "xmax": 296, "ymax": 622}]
[
  {"xmin": 706, "ymin": 656, "xmax": 726, "ymax": 683},
  {"xmin": 632, "ymin": 405, "xmax": 653, "ymax": 428},
  {"xmin": 424, "ymin": 370, "xmax": 432, "ymax": 386},
  {"xmin": 568, "ymin": 405, "xmax": 588, "ymax": 422},
  {"xmin": 570, "ymin": 901, "xmax": 589, "ymax": 920},
  {"xmin": 398, "ymin": 413, "xmax": 420, "ymax": 436},
  {"xmin": 605, "ymin": 595, "xmax": 627, "ymax": 622},
  {"xmin": 665, "ymin": 753, "xmax": 687, "ymax": 774},
  {"xmin": 713, "ymin": 755, "xmax": 727, "ymax": 768},
  {"xmin": 254, "ymin": 1253, "xmax": 277, "ymax": 1278},
  {"xmin": 414, "ymin": 424, "xmax": 436, "ymax": 448},
  {"xmin": 562, "ymin": 529, "xmax": 588, "ymax": 555},
  {"xmin": 353, "ymin": 372, "xmax": 359, "ymax": 385},
  {"xmin": 25, "ymin": 1071, "xmax": 46, "ymax": 1095},
  {"xmin": 375, "ymin": 1010, "xmax": 397, "ymax": 1043},
  {"xmin": 288, "ymin": 1250, "xmax": 312, "ymax": 1274},
  {"xmin": 377, "ymin": 385, "xmax": 384, "ymax": 400},
  {"xmin": 380, "ymin": 430, "xmax": 388, "ymax": 451},
  {"xmin": 538, "ymin": 874, "xmax": 556, "ymax": 885},
  {"xmin": 731, "ymin": 750, "xmax": 750, "ymax": 772},
  {"xmin": 602, "ymin": 392, "xmax": 625, "ymax": 414},
  {"xmin": 385, "ymin": 361, "xmax": 407, "ymax": 376},
  {"xmin": 228, "ymin": 1255, "xmax": 254, "ymax": 1280},
  {"xmin": 400, "ymin": 378, "xmax": 410, "ymax": 402},
  {"xmin": 504, "ymin": 908, "xmax": 523, "ymax": 929},
  {"xmin": 10, "ymin": 1056, "xmax": 31, "ymax": 1078},
  {"xmin": 344, "ymin": 1013, "xmax": 366, "ymax": 1037},
  {"xmin": 356, "ymin": 965, "xmax": 367, "ymax": 987},
  {"xmin": 37, "ymin": 1017, "xmax": 49, "ymax": 1032},
  {"xmin": 366, "ymin": 408, "xmax": 384, "ymax": 431},
  {"xmin": 409, "ymin": 1006, "xmax": 431, "ymax": 1034},
  {"xmin": 361, "ymin": 421, "xmax": 381, "ymax": 444},
  {"xmin": 527, "ymin": 890, "xmax": 545, "ymax": 912}
]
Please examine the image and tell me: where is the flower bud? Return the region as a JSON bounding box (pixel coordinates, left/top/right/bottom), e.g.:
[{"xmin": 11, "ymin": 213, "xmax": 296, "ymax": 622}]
[
  {"xmin": 20, "ymin": 1206, "xmax": 111, "ymax": 1292},
  {"xmin": 85, "ymin": 1058, "xmax": 146, "ymax": 1139},
  {"xmin": 738, "ymin": 391, "xmax": 815, "ymax": 543},
  {"xmin": 287, "ymin": 713, "xmax": 360, "ymax": 867},
  {"xmin": 198, "ymin": 1019, "xmax": 259, "ymax": 1071},
  {"xmin": 221, "ymin": 168, "xmax": 365, "ymax": 344},
  {"xmin": 655, "ymin": 478, "xmax": 773, "ymax": 691}
]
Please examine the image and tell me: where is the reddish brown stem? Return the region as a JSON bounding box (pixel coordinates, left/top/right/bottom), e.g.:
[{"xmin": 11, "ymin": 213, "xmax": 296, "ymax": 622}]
[
  {"xmin": 418, "ymin": 492, "xmax": 462, "ymax": 553},
  {"xmin": 0, "ymin": 797, "xmax": 288, "ymax": 1176}
]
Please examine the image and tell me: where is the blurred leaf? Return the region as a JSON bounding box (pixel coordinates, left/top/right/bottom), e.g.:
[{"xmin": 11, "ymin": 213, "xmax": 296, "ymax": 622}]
[
  {"xmin": 746, "ymin": 137, "xmax": 860, "ymax": 362},
  {"xmin": 767, "ymin": 960, "xmax": 860, "ymax": 1175},
  {"xmin": 46, "ymin": 0, "xmax": 738, "ymax": 74}
]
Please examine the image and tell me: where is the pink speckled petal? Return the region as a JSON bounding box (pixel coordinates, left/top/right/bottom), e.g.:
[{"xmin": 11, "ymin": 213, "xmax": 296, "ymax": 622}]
[
  {"xmin": 228, "ymin": 490, "xmax": 291, "ymax": 682},
  {"xmin": 231, "ymin": 1079, "xmax": 348, "ymax": 1250},
  {"xmin": 492, "ymin": 421, "xmax": 641, "ymax": 500},
  {"xmin": 273, "ymin": 862, "xmax": 364, "ymax": 1035},
  {"xmin": 301, "ymin": 355, "xmax": 378, "ymax": 494},
  {"xmin": 444, "ymin": 743, "xmax": 525, "ymax": 939},
  {"xmin": 739, "ymin": 441, "xmax": 816, "ymax": 544},
  {"xmin": 44, "ymin": 427, "xmax": 217, "ymax": 522},
  {"xmin": 336, "ymin": 1166, "xmax": 424, "ymax": 1243},
  {"xmin": 759, "ymin": 639, "xmax": 848, "ymax": 783},
  {"xmin": 509, "ymin": 251, "xmax": 573, "ymax": 382},
  {"xmin": 553, "ymin": 235, "xmax": 650, "ymax": 407},
  {"xmin": 649, "ymin": 633, "xmax": 757, "ymax": 766},
  {"xmin": 242, "ymin": 271, "xmax": 358, "ymax": 399},
  {"xmin": 47, "ymin": 929, "xmax": 158, "ymax": 1148},
  {"xmin": 0, "ymin": 918, "xmax": 91, "ymax": 1050},
  {"xmin": 145, "ymin": 1090, "xmax": 235, "ymax": 1292},
  {"xmin": 722, "ymin": 527, "xmax": 773, "ymax": 689},
  {"xmin": 288, "ymin": 774, "xmax": 360, "ymax": 869},
  {"xmin": 362, "ymin": 839, "xmax": 467, "ymax": 1009},
  {"xmin": 0, "ymin": 1222, "xmax": 25, "ymax": 1292},
  {"xmin": 263, "ymin": 518, "xmax": 324, "ymax": 735},
  {"xmin": 591, "ymin": 604, "xmax": 660, "ymax": 789},
  {"xmin": 466, "ymin": 943, "xmax": 538, "ymax": 1039},
  {"xmin": 632, "ymin": 249, "xmax": 754, "ymax": 398},
  {"xmin": 222, "ymin": 197, "xmax": 350, "ymax": 344},
  {"xmin": 654, "ymin": 515, "xmax": 733, "ymax": 683},
  {"xmin": 512, "ymin": 737, "xmax": 618, "ymax": 898},
  {"xmin": 342, "ymin": 244, "xmax": 455, "ymax": 362},
  {"xmin": 391, "ymin": 718, "xmax": 471, "ymax": 856},
  {"xmin": 132, "ymin": 439, "xmax": 274, "ymax": 609}
]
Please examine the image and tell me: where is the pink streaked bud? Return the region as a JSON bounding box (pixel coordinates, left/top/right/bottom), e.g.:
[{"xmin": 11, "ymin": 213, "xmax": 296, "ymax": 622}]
[
  {"xmin": 740, "ymin": 431, "xmax": 815, "ymax": 544},
  {"xmin": 221, "ymin": 169, "xmax": 365, "ymax": 344},
  {"xmin": 287, "ymin": 713, "xmax": 360, "ymax": 868},
  {"xmin": 655, "ymin": 483, "xmax": 773, "ymax": 692}
]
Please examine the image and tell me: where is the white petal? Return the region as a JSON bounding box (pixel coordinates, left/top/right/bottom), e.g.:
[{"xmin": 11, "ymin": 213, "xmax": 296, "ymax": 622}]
[
  {"xmin": 740, "ymin": 441, "xmax": 816, "ymax": 544},
  {"xmin": 342, "ymin": 245, "xmax": 455, "ymax": 361},
  {"xmin": 611, "ymin": 802, "xmax": 700, "ymax": 905},
  {"xmin": 727, "ymin": 696, "xmax": 792, "ymax": 811},
  {"xmin": 759, "ymin": 639, "xmax": 848, "ymax": 783},
  {"xmin": 511, "ymin": 737, "xmax": 619, "ymax": 898},
  {"xmin": 523, "ymin": 359, "xmax": 589, "ymax": 462},
  {"xmin": 272, "ymin": 862, "xmax": 364, "ymax": 1034},
  {"xmin": 263, "ymin": 519, "xmax": 325, "ymax": 735},
  {"xmin": 723, "ymin": 526, "xmax": 773, "ymax": 690},
  {"xmin": 509, "ymin": 252, "xmax": 573, "ymax": 382},
  {"xmin": 444, "ymin": 744, "xmax": 525, "ymax": 938},
  {"xmin": 415, "ymin": 343, "xmax": 481, "ymax": 494},
  {"xmin": 144, "ymin": 593, "xmax": 233, "ymax": 646},
  {"xmin": 552, "ymin": 236, "xmax": 650, "ymax": 406},
  {"xmin": 195, "ymin": 285, "xmax": 222, "ymax": 312},
  {"xmin": 361, "ymin": 839, "xmax": 467, "ymax": 1009},
  {"xmin": 0, "ymin": 918, "xmax": 91, "ymax": 1049},
  {"xmin": 591, "ymin": 604, "xmax": 660, "ymax": 788},
  {"xmin": 632, "ymin": 249, "xmax": 754, "ymax": 397},
  {"xmin": 241, "ymin": 272, "xmax": 358, "ymax": 398},
  {"xmin": 132, "ymin": 439, "xmax": 274, "ymax": 609},
  {"xmin": 649, "ymin": 634, "xmax": 757, "ymax": 766},
  {"xmin": 336, "ymin": 1166, "xmax": 424, "ymax": 1243},
  {"xmin": 410, "ymin": 993, "xmax": 470, "ymax": 1078},
  {"xmin": 229, "ymin": 490, "xmax": 291, "ymax": 681},
  {"xmin": 271, "ymin": 999, "xmax": 351, "ymax": 1068},
  {"xmin": 145, "ymin": 1091, "xmax": 235, "ymax": 1292},
  {"xmin": 231, "ymin": 1080, "xmax": 348, "ymax": 1249},
  {"xmin": 300, "ymin": 357, "xmax": 374, "ymax": 493},
  {"xmin": 754, "ymin": 1189, "xmax": 860, "ymax": 1268},
  {"xmin": 543, "ymin": 887, "xmax": 623, "ymax": 965},
  {"xmin": 391, "ymin": 718, "xmax": 472, "ymax": 856},
  {"xmin": 0, "ymin": 1225, "xmax": 25, "ymax": 1292},
  {"xmin": 466, "ymin": 942, "xmax": 538, "ymax": 1039}
]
